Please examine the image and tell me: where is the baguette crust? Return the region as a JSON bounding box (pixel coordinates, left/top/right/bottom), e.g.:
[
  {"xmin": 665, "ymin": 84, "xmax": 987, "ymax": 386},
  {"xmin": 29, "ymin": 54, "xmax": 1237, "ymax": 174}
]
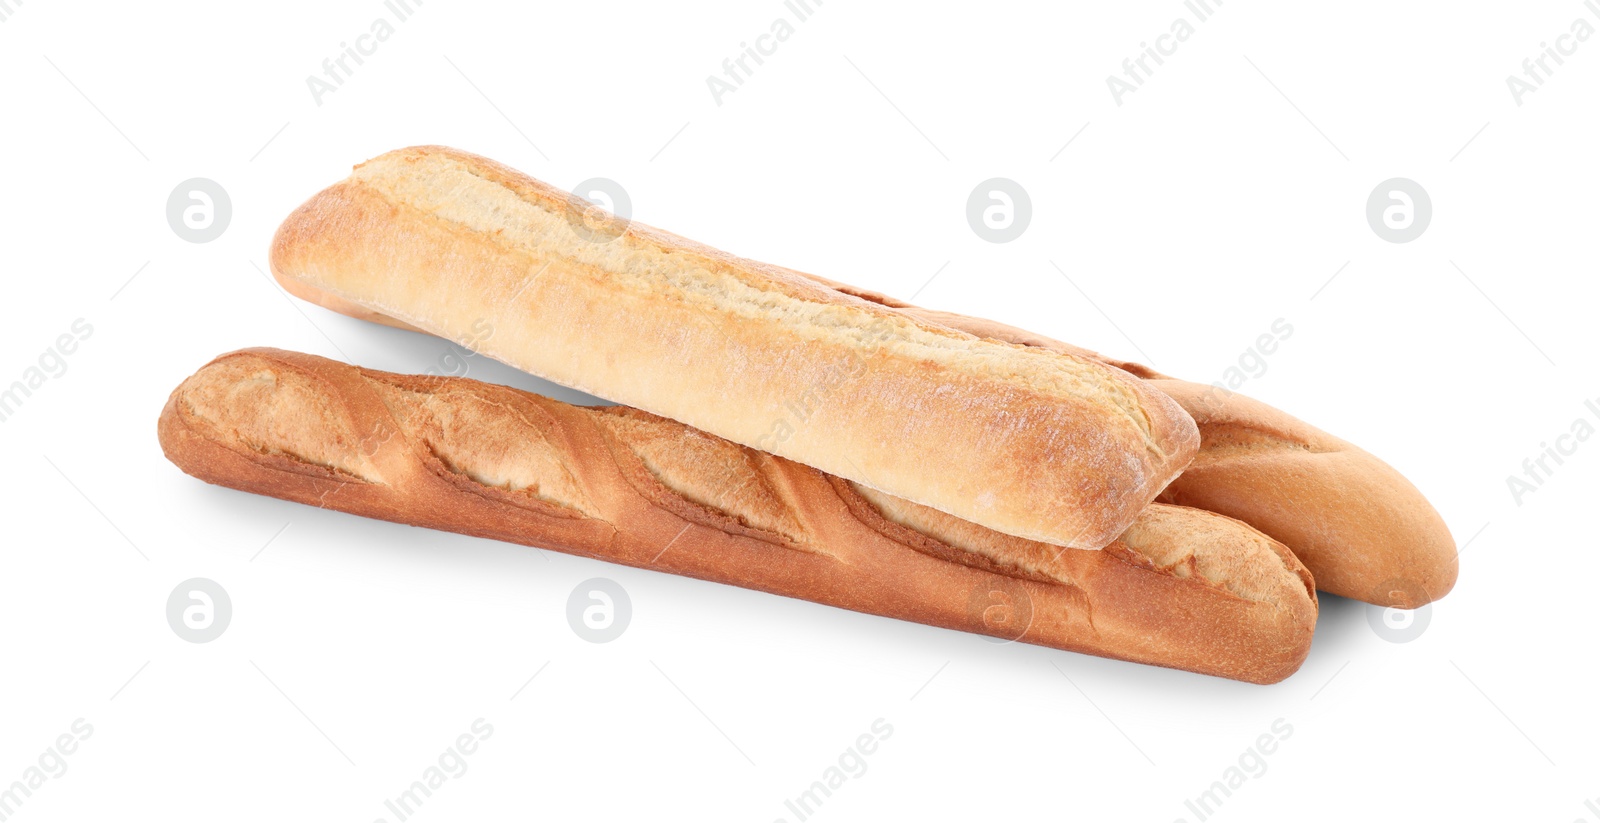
[
  {"xmin": 269, "ymin": 146, "xmax": 1199, "ymax": 550},
  {"xmin": 789, "ymin": 278, "xmax": 1457, "ymax": 607},
  {"xmin": 283, "ymin": 264, "xmax": 1457, "ymax": 606},
  {"xmin": 158, "ymin": 349, "xmax": 1315, "ymax": 684},
  {"xmin": 885, "ymin": 307, "xmax": 1457, "ymax": 607}
]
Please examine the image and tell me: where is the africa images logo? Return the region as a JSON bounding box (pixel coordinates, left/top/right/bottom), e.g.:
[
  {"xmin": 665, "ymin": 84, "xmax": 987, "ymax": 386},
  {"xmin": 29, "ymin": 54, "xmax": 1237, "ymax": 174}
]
[
  {"xmin": 304, "ymin": 0, "xmax": 425, "ymax": 106},
  {"xmin": 1504, "ymin": 396, "xmax": 1600, "ymax": 506},
  {"xmin": 1504, "ymin": 1, "xmax": 1599, "ymax": 106},
  {"xmin": 1104, "ymin": 0, "xmax": 1225, "ymax": 106},
  {"xmin": 703, "ymin": 0, "xmax": 824, "ymax": 106}
]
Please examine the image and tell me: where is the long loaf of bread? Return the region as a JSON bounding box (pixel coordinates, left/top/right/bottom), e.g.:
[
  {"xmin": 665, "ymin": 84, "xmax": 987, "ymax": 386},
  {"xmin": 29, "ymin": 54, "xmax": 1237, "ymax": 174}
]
[
  {"xmin": 281, "ymin": 257, "xmax": 1457, "ymax": 608},
  {"xmin": 268, "ymin": 146, "xmax": 1199, "ymax": 551},
  {"xmin": 157, "ymin": 349, "xmax": 1317, "ymax": 684}
]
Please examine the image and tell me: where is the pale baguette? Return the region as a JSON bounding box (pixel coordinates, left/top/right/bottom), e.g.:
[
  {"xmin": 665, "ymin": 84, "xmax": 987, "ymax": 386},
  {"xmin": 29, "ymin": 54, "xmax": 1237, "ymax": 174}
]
[
  {"xmin": 284, "ymin": 262, "xmax": 1455, "ymax": 607},
  {"xmin": 157, "ymin": 349, "xmax": 1316, "ymax": 684},
  {"xmin": 268, "ymin": 146, "xmax": 1199, "ymax": 550}
]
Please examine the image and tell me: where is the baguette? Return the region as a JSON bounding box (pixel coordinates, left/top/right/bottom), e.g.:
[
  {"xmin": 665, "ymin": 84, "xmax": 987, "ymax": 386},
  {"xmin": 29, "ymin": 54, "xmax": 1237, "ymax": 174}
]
[
  {"xmin": 284, "ymin": 262, "xmax": 1455, "ymax": 607},
  {"xmin": 793, "ymin": 274, "xmax": 1458, "ymax": 607},
  {"xmin": 268, "ymin": 146, "xmax": 1199, "ymax": 551},
  {"xmin": 157, "ymin": 348, "xmax": 1317, "ymax": 684}
]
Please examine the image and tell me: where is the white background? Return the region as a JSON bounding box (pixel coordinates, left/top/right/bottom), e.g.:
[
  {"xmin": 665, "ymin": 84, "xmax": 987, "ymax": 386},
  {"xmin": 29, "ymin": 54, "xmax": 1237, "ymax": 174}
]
[{"xmin": 2, "ymin": 1, "xmax": 1596, "ymax": 820}]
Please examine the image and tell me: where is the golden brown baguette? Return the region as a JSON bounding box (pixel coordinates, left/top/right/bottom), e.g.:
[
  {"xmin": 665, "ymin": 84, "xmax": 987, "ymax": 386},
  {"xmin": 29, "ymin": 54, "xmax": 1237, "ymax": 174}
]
[
  {"xmin": 268, "ymin": 146, "xmax": 1199, "ymax": 551},
  {"xmin": 281, "ymin": 261, "xmax": 1456, "ymax": 607},
  {"xmin": 793, "ymin": 275, "xmax": 1458, "ymax": 608},
  {"xmin": 157, "ymin": 349, "xmax": 1316, "ymax": 684}
]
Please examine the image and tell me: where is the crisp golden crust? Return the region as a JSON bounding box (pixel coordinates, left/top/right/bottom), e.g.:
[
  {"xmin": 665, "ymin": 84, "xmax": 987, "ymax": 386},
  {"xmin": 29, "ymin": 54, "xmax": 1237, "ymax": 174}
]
[
  {"xmin": 266, "ymin": 145, "xmax": 1450, "ymax": 606},
  {"xmin": 269, "ymin": 146, "xmax": 1199, "ymax": 550},
  {"xmin": 284, "ymin": 257, "xmax": 1457, "ymax": 607},
  {"xmin": 879, "ymin": 305, "xmax": 1457, "ymax": 607},
  {"xmin": 602, "ymin": 266, "xmax": 1454, "ymax": 606},
  {"xmin": 158, "ymin": 349, "xmax": 1315, "ymax": 684}
]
